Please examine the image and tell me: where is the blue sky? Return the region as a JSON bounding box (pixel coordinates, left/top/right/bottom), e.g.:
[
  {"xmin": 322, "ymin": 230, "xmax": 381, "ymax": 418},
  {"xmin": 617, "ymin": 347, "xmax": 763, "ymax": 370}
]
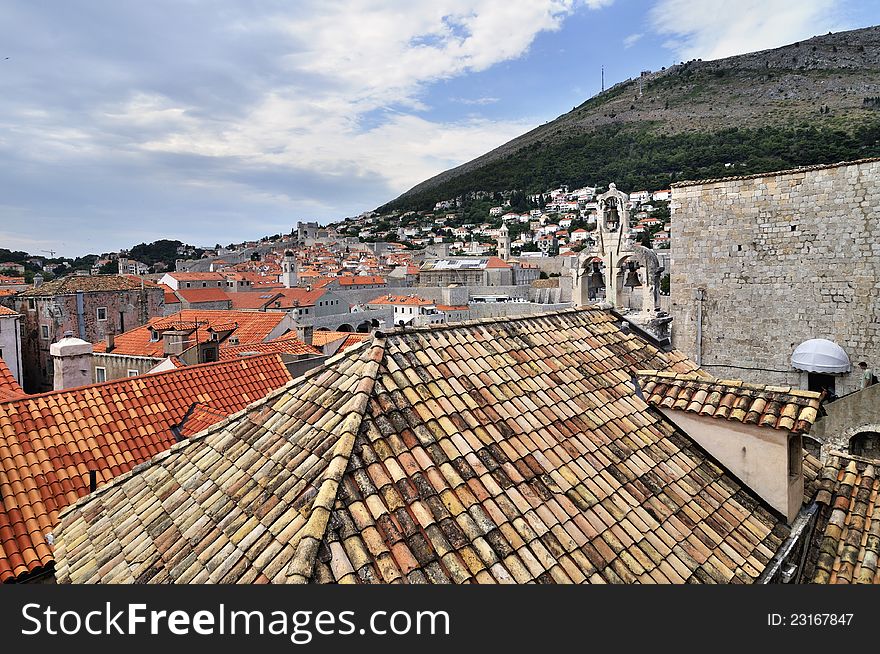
[{"xmin": 1, "ymin": 0, "xmax": 878, "ymax": 257}]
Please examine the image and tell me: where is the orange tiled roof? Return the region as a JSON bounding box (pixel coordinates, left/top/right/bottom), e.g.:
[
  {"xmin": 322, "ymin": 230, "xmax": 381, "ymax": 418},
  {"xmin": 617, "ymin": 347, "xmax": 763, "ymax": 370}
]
[
  {"xmin": 0, "ymin": 358, "xmax": 25, "ymax": 401},
  {"xmin": 175, "ymin": 403, "xmax": 229, "ymax": 438},
  {"xmin": 54, "ymin": 308, "xmax": 799, "ymax": 585},
  {"xmin": 436, "ymin": 304, "xmax": 468, "ymax": 311},
  {"xmin": 92, "ymin": 310, "xmax": 288, "ymax": 357},
  {"xmin": 166, "ymin": 272, "xmax": 225, "ymax": 282},
  {"xmin": 0, "ymin": 306, "xmax": 18, "ymax": 316},
  {"xmin": 338, "ymin": 276, "xmax": 386, "ymax": 286},
  {"xmin": 159, "ymin": 284, "xmax": 179, "ymax": 304},
  {"xmin": 637, "ymin": 370, "xmax": 823, "ymax": 434},
  {"xmin": 219, "ymin": 336, "xmax": 321, "ymax": 360},
  {"xmin": 310, "ymin": 330, "xmax": 368, "ymax": 348},
  {"xmin": 0, "ymin": 354, "xmax": 294, "ymax": 582},
  {"xmin": 19, "ymin": 275, "xmax": 156, "ymax": 296},
  {"xmin": 174, "ymin": 287, "xmax": 232, "ymax": 304},
  {"xmin": 367, "ymin": 294, "xmax": 433, "ymax": 306},
  {"xmin": 338, "ymin": 332, "xmax": 370, "ymax": 352},
  {"xmin": 485, "ymin": 256, "xmax": 511, "ymax": 269},
  {"xmin": 812, "ymin": 453, "xmax": 880, "ymax": 584}
]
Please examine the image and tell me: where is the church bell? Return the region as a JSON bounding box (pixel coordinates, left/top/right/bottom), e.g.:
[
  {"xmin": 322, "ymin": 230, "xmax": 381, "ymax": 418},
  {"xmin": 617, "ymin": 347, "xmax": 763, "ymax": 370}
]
[
  {"xmin": 589, "ymin": 260, "xmax": 605, "ymax": 289},
  {"xmin": 624, "ymin": 261, "xmax": 641, "ymax": 288}
]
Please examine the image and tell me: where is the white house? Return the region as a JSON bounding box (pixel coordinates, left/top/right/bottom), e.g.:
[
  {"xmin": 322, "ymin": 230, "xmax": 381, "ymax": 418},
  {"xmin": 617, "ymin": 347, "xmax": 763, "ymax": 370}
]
[{"xmin": 366, "ymin": 294, "xmax": 446, "ymax": 326}]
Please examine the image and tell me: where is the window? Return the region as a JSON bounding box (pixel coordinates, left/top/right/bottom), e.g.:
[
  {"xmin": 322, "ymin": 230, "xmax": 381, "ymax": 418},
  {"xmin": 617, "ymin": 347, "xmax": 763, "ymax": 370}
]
[
  {"xmin": 96, "ymin": 307, "xmax": 107, "ymax": 321},
  {"xmin": 127, "ymin": 370, "xmax": 139, "ymax": 377},
  {"xmin": 40, "ymin": 324, "xmax": 49, "ymax": 339},
  {"xmin": 149, "ymin": 330, "xmax": 159, "ymax": 342},
  {"xmin": 95, "ymin": 367, "xmax": 107, "ymax": 383},
  {"xmin": 27, "ymin": 298, "xmax": 36, "ymax": 311},
  {"xmin": 850, "ymin": 431, "xmax": 880, "ymax": 459},
  {"xmin": 788, "ymin": 434, "xmax": 802, "ymax": 479}
]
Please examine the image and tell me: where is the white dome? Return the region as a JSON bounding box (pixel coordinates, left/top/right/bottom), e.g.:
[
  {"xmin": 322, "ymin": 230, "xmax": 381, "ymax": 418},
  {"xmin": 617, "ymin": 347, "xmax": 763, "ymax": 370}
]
[{"xmin": 791, "ymin": 339, "xmax": 851, "ymax": 374}]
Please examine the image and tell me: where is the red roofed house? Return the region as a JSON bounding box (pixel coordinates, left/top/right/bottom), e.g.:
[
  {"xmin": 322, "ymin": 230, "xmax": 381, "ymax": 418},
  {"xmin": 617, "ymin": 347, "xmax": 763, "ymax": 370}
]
[
  {"xmin": 332, "ymin": 276, "xmax": 387, "ymax": 290},
  {"xmin": 0, "ymin": 353, "xmax": 296, "ymax": 583},
  {"xmin": 90, "ymin": 309, "xmax": 296, "ymax": 381},
  {"xmin": 366, "ymin": 293, "xmax": 445, "ymax": 326}
]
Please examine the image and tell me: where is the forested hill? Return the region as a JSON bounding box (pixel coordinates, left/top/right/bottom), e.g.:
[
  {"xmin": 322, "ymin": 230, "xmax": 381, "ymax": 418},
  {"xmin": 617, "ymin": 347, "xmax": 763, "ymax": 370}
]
[{"xmin": 380, "ymin": 25, "xmax": 880, "ymax": 212}]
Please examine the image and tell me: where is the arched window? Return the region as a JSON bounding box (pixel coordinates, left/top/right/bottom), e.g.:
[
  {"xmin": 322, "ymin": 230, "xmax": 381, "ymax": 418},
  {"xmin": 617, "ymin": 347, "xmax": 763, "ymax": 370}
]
[{"xmin": 850, "ymin": 431, "xmax": 880, "ymax": 459}]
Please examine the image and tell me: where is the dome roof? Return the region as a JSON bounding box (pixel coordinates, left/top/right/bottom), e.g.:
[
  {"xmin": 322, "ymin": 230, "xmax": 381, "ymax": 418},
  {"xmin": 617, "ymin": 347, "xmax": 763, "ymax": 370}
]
[{"xmin": 791, "ymin": 339, "xmax": 851, "ymax": 374}]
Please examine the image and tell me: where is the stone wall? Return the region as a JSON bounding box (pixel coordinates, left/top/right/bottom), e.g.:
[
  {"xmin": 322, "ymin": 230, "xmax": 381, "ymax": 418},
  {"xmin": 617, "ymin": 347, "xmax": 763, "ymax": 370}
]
[
  {"xmin": 12, "ymin": 287, "xmax": 164, "ymax": 393},
  {"xmin": 670, "ymin": 159, "xmax": 880, "ymax": 395},
  {"xmin": 810, "ymin": 383, "xmax": 880, "ymax": 456}
]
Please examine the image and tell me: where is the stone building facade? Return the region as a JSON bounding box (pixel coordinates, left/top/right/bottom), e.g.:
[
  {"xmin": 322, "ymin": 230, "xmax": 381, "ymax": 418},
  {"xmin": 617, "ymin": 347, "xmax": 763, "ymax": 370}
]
[
  {"xmin": 7, "ymin": 276, "xmax": 164, "ymax": 392},
  {"xmin": 669, "ymin": 158, "xmax": 880, "ymax": 396}
]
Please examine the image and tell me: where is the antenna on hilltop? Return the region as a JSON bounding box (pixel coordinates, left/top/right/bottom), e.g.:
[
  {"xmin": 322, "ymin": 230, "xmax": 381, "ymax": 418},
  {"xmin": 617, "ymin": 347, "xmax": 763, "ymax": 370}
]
[{"xmin": 601, "ymin": 65, "xmax": 604, "ymax": 92}]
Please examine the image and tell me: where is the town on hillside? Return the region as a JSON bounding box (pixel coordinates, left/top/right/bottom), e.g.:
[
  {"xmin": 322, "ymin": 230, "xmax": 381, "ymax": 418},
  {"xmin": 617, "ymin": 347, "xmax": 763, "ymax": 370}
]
[{"xmin": 2, "ymin": 157, "xmax": 879, "ymax": 589}]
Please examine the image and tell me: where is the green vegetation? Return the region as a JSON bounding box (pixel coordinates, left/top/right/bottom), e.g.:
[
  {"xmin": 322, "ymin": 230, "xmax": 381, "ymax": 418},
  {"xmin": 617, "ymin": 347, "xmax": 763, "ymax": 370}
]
[
  {"xmin": 380, "ymin": 119, "xmax": 880, "ymax": 213},
  {"xmin": 129, "ymin": 239, "xmax": 203, "ymax": 271}
]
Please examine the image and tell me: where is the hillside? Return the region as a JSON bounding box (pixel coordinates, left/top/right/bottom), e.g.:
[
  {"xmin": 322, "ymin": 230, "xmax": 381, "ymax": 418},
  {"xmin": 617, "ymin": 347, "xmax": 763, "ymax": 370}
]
[{"xmin": 381, "ymin": 25, "xmax": 880, "ymax": 211}]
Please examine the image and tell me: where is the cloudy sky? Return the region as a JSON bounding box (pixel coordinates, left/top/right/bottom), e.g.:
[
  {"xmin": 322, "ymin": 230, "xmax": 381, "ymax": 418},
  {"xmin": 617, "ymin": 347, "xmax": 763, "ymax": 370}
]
[{"xmin": 1, "ymin": 1, "xmax": 878, "ymax": 256}]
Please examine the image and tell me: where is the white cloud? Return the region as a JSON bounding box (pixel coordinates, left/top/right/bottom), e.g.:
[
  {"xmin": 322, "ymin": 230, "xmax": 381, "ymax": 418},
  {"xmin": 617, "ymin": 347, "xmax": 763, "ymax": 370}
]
[
  {"xmin": 623, "ymin": 33, "xmax": 643, "ymax": 48},
  {"xmin": 0, "ymin": 1, "xmax": 617, "ymax": 253},
  {"xmin": 649, "ymin": 0, "xmax": 848, "ymax": 61},
  {"xmin": 451, "ymin": 96, "xmax": 500, "ymax": 105}
]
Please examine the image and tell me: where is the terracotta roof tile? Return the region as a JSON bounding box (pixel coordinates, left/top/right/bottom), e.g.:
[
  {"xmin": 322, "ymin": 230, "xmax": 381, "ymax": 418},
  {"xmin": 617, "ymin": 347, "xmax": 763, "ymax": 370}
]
[
  {"xmin": 0, "ymin": 358, "xmax": 25, "ymax": 402},
  {"xmin": 219, "ymin": 336, "xmax": 321, "ymax": 360},
  {"xmin": 637, "ymin": 371, "xmax": 823, "ymax": 434},
  {"xmin": 338, "ymin": 276, "xmax": 386, "ymax": 286},
  {"xmin": 54, "ymin": 308, "xmax": 796, "ymax": 584},
  {"xmin": 811, "ymin": 453, "xmax": 880, "ymax": 584},
  {"xmin": 19, "ymin": 275, "xmax": 155, "ymax": 296},
  {"xmin": 0, "ymin": 354, "xmax": 293, "ymax": 582},
  {"xmin": 174, "ymin": 288, "xmax": 232, "ymax": 304},
  {"xmin": 93, "ymin": 310, "xmax": 288, "ymax": 357}
]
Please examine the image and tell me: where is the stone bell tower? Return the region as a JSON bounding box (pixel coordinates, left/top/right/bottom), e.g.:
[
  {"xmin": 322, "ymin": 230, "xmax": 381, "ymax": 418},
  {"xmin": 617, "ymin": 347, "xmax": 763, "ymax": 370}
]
[
  {"xmin": 281, "ymin": 250, "xmax": 298, "ymax": 288},
  {"xmin": 497, "ymin": 224, "xmax": 511, "ymax": 261}
]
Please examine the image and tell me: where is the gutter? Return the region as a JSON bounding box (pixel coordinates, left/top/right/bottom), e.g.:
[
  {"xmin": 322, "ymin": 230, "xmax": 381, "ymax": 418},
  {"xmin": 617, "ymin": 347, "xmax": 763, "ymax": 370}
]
[{"xmin": 758, "ymin": 502, "xmax": 820, "ymax": 584}]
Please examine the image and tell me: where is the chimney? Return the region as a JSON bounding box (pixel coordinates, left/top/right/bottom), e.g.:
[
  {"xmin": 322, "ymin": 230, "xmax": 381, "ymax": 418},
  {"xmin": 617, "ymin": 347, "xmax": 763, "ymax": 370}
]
[
  {"xmin": 105, "ymin": 332, "xmax": 115, "ymax": 352},
  {"xmin": 33, "ymin": 273, "xmax": 43, "ymax": 288},
  {"xmin": 652, "ymin": 393, "xmax": 807, "ymax": 525},
  {"xmin": 49, "ymin": 330, "xmax": 94, "ymax": 390},
  {"xmin": 297, "ymin": 324, "xmax": 314, "ymax": 346},
  {"xmin": 162, "ymin": 330, "xmax": 188, "ymax": 357}
]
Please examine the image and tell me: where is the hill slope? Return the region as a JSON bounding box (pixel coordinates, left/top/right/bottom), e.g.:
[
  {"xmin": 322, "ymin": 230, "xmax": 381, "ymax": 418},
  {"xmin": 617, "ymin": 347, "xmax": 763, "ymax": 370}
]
[{"xmin": 381, "ymin": 25, "xmax": 880, "ymax": 211}]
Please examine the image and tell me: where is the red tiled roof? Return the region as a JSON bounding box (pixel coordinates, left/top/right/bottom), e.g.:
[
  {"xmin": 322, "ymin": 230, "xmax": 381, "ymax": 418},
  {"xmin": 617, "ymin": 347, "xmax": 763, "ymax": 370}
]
[
  {"xmin": 485, "ymin": 256, "xmax": 511, "ymax": 269},
  {"xmin": 0, "ymin": 306, "xmax": 18, "ymax": 316},
  {"xmin": 0, "ymin": 353, "xmax": 294, "ymax": 582},
  {"xmin": 338, "ymin": 333, "xmax": 370, "ymax": 352},
  {"xmin": 159, "ymin": 283, "xmax": 180, "ymax": 305},
  {"xmin": 166, "ymin": 272, "xmax": 225, "ymax": 282},
  {"xmin": 0, "ymin": 358, "xmax": 25, "ymax": 401},
  {"xmin": 637, "ymin": 370, "xmax": 823, "ymax": 434},
  {"xmin": 175, "ymin": 403, "xmax": 229, "ymax": 438},
  {"xmin": 175, "ymin": 288, "xmax": 232, "ymax": 304},
  {"xmin": 367, "ymin": 294, "xmax": 433, "ymax": 306},
  {"xmin": 338, "ymin": 276, "xmax": 386, "ymax": 286},
  {"xmin": 219, "ymin": 336, "xmax": 321, "ymax": 360},
  {"xmin": 92, "ymin": 310, "xmax": 288, "ymax": 357},
  {"xmin": 19, "ymin": 275, "xmax": 154, "ymax": 296},
  {"xmin": 436, "ymin": 304, "xmax": 468, "ymax": 311},
  {"xmin": 229, "ymin": 292, "xmax": 281, "ymax": 310}
]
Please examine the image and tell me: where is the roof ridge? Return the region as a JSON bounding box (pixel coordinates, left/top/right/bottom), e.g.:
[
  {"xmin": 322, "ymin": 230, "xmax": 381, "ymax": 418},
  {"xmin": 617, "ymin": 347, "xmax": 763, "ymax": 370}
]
[
  {"xmin": 287, "ymin": 336, "xmax": 386, "ymax": 583},
  {"xmin": 0, "ymin": 352, "xmax": 290, "ymax": 406},
  {"xmin": 53, "ymin": 338, "xmax": 388, "ymax": 571},
  {"xmin": 381, "ymin": 305, "xmax": 600, "ymax": 336}
]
